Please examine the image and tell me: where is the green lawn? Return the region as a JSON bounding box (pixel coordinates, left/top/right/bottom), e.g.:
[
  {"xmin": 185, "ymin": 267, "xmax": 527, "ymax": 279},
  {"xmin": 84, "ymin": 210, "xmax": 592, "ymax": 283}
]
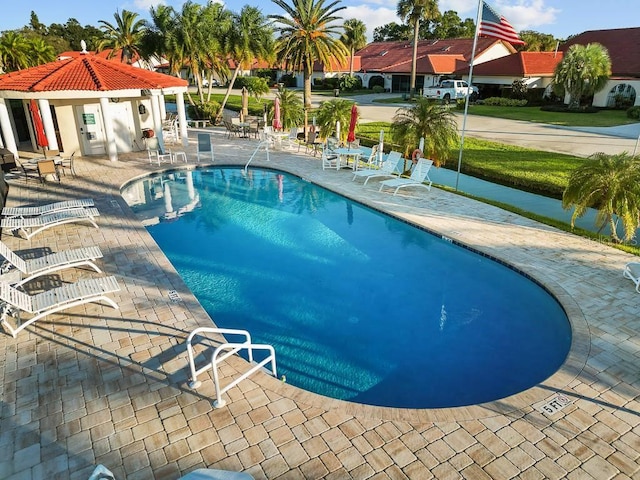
[{"xmin": 464, "ymin": 105, "xmax": 636, "ymax": 127}]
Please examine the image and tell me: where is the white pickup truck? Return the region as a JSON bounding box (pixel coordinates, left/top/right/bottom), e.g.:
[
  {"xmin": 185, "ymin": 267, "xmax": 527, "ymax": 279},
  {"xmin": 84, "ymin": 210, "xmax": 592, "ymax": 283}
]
[{"xmin": 423, "ymin": 80, "xmax": 479, "ymax": 103}]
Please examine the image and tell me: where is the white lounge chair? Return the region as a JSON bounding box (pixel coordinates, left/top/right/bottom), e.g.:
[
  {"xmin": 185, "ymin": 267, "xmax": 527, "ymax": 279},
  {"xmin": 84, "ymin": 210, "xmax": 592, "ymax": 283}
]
[
  {"xmin": 1, "ymin": 207, "xmax": 100, "ymax": 239},
  {"xmin": 0, "ymin": 241, "xmax": 103, "ymax": 287},
  {"xmin": 378, "ymin": 158, "xmax": 433, "ymax": 196},
  {"xmin": 352, "ymin": 151, "xmax": 402, "ymax": 185},
  {"xmin": 0, "ymin": 275, "xmax": 120, "ymax": 338},
  {"xmin": 623, "ymin": 262, "xmax": 640, "ymax": 292},
  {"xmin": 2, "ymin": 198, "xmax": 94, "ymax": 218}
]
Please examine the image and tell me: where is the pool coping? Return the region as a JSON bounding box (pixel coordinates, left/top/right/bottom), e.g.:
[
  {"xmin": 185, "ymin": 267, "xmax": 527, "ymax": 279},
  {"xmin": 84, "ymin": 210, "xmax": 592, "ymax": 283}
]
[{"xmin": 121, "ymin": 162, "xmax": 591, "ymax": 424}]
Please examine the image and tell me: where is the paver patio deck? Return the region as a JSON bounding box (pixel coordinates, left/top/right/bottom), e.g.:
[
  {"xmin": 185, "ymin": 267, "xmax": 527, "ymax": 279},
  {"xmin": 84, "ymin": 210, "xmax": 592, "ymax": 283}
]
[{"xmin": 0, "ymin": 128, "xmax": 638, "ymax": 480}]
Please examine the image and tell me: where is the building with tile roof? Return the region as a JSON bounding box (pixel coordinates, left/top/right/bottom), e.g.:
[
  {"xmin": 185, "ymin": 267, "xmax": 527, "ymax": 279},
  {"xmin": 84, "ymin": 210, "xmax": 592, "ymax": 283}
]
[
  {"xmin": 455, "ymin": 27, "xmax": 640, "ymax": 107},
  {"xmin": 353, "ymin": 37, "xmax": 516, "ymax": 93},
  {"xmin": 0, "ymin": 53, "xmax": 188, "ymax": 162},
  {"xmin": 559, "ymin": 27, "xmax": 640, "ymax": 107}
]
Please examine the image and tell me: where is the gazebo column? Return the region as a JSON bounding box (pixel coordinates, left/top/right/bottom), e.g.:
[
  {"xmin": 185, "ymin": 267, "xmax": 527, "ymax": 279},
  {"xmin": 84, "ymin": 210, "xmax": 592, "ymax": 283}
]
[
  {"xmin": 38, "ymin": 99, "xmax": 59, "ymax": 151},
  {"xmin": 175, "ymin": 91, "xmax": 188, "ymax": 149},
  {"xmin": 0, "ymin": 99, "xmax": 19, "ymax": 158},
  {"xmin": 150, "ymin": 94, "xmax": 166, "ymax": 154},
  {"xmin": 99, "ymin": 97, "xmax": 118, "ymax": 162}
]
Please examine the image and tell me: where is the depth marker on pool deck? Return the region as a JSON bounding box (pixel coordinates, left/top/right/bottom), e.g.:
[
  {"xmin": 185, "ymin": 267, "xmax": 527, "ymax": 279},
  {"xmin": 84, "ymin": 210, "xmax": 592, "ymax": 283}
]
[
  {"xmin": 168, "ymin": 290, "xmax": 182, "ymax": 303},
  {"xmin": 535, "ymin": 393, "xmax": 572, "ymax": 416}
]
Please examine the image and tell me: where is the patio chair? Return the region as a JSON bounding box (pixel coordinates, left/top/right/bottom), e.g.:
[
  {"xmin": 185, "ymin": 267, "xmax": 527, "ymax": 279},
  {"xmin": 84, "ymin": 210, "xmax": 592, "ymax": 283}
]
[
  {"xmin": 623, "ymin": 262, "xmax": 640, "ymax": 292},
  {"xmin": 11, "ymin": 159, "xmax": 40, "ymax": 184},
  {"xmin": 37, "ymin": 159, "xmax": 60, "ymax": 184},
  {"xmin": 148, "ymin": 147, "xmax": 173, "ymax": 166},
  {"xmin": 0, "ymin": 240, "xmax": 103, "ymax": 287},
  {"xmin": 282, "ymin": 127, "xmax": 299, "ymax": 150},
  {"xmin": 378, "ymin": 158, "xmax": 433, "ymax": 196},
  {"xmin": 2, "ymin": 198, "xmax": 94, "ymax": 218},
  {"xmin": 1, "ymin": 207, "xmax": 100, "ymax": 240},
  {"xmin": 321, "ymin": 144, "xmax": 339, "ymax": 170},
  {"xmin": 300, "ymin": 130, "xmax": 321, "ymax": 156},
  {"xmin": 58, "ymin": 151, "xmax": 77, "ymax": 176},
  {"xmin": 352, "ymin": 151, "xmax": 402, "ymax": 185},
  {"xmin": 0, "ymin": 275, "xmax": 120, "ymax": 338}
]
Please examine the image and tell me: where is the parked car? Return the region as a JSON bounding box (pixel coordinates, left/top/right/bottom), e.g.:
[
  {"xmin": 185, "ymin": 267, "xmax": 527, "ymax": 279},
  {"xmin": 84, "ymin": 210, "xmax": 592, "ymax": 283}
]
[
  {"xmin": 423, "ymin": 80, "xmax": 479, "ymax": 103},
  {"xmin": 202, "ymin": 78, "xmax": 220, "ymax": 87}
]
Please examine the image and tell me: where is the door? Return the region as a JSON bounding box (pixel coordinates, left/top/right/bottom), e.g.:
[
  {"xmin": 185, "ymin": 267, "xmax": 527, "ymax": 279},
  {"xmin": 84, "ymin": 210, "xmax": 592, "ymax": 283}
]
[
  {"xmin": 109, "ymin": 102, "xmax": 135, "ymax": 153},
  {"xmin": 75, "ymin": 104, "xmax": 106, "ymax": 155}
]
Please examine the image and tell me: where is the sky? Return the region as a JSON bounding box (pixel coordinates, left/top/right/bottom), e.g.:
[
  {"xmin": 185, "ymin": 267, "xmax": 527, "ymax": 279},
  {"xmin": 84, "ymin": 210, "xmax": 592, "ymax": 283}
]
[{"xmin": 2, "ymin": 0, "xmax": 639, "ymax": 43}]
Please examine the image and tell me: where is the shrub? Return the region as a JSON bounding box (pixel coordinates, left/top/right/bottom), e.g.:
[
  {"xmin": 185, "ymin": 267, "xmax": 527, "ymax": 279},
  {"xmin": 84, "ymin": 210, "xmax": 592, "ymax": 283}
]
[
  {"xmin": 278, "ymin": 73, "xmax": 297, "ymax": 88},
  {"xmin": 627, "ymin": 106, "xmax": 640, "ymax": 120},
  {"xmin": 482, "ymin": 97, "xmax": 528, "ymax": 107},
  {"xmin": 254, "ymin": 68, "xmax": 277, "ymax": 84},
  {"xmin": 339, "ymin": 75, "xmax": 362, "ymax": 91},
  {"xmin": 232, "ymin": 76, "xmax": 270, "ymax": 97},
  {"xmin": 511, "ymin": 79, "xmax": 528, "ymax": 100},
  {"xmin": 189, "ymin": 100, "xmax": 221, "ymax": 122},
  {"xmin": 372, "ymin": 85, "xmax": 385, "ymax": 94}
]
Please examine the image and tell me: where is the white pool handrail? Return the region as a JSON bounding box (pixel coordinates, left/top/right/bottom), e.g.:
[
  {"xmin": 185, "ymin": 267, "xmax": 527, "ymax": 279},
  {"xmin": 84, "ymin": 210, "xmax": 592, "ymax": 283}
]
[{"xmin": 186, "ymin": 326, "xmax": 277, "ymax": 408}]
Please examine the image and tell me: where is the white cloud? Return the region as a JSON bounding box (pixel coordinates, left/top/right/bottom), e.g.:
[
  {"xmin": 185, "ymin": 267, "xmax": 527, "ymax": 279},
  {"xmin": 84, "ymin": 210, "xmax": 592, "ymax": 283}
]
[
  {"xmin": 496, "ymin": 1, "xmax": 560, "ymax": 32},
  {"xmin": 342, "ymin": 5, "xmax": 400, "ymax": 42}
]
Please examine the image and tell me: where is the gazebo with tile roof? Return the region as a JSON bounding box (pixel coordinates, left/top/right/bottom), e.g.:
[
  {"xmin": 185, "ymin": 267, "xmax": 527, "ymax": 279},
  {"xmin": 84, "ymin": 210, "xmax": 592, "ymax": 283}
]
[{"xmin": 0, "ymin": 52, "xmax": 188, "ymax": 162}]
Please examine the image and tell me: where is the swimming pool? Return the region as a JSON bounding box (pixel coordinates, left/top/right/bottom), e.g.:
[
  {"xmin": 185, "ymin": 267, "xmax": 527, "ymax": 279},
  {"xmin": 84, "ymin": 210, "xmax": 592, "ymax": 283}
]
[{"xmin": 122, "ymin": 167, "xmax": 572, "ymax": 409}]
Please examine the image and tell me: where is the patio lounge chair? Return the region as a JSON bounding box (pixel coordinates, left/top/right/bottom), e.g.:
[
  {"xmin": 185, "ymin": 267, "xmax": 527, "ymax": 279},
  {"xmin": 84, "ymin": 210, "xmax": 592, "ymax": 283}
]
[
  {"xmin": 378, "ymin": 158, "xmax": 433, "ymax": 196},
  {"xmin": 352, "ymin": 151, "xmax": 402, "ymax": 185},
  {"xmin": 2, "ymin": 198, "xmax": 94, "ymax": 218},
  {"xmin": 1, "ymin": 207, "xmax": 100, "ymax": 239},
  {"xmin": 0, "ymin": 241, "xmax": 103, "ymax": 287},
  {"xmin": 0, "ymin": 275, "xmax": 120, "ymax": 338},
  {"xmin": 623, "ymin": 262, "xmax": 640, "ymax": 292}
]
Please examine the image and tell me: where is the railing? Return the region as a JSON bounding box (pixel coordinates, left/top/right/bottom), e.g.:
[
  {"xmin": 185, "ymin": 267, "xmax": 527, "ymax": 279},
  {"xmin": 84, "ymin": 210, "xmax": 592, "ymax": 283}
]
[
  {"xmin": 244, "ymin": 131, "xmax": 271, "ymax": 172},
  {"xmin": 186, "ymin": 327, "xmax": 277, "ymax": 408}
]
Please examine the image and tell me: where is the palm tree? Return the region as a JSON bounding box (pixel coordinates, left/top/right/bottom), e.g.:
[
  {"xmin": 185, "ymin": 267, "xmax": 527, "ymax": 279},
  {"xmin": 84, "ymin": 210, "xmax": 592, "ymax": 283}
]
[
  {"xmin": 562, "ymin": 152, "xmax": 640, "ymax": 243},
  {"xmin": 97, "ymin": 10, "xmax": 147, "ymax": 64},
  {"xmin": 340, "ymin": 19, "xmax": 367, "ymax": 77},
  {"xmin": 0, "ymin": 32, "xmax": 30, "ymax": 71},
  {"xmin": 268, "ymin": 89, "xmax": 305, "ymax": 129},
  {"xmin": 553, "ymin": 43, "xmax": 611, "ymax": 110},
  {"xmin": 215, "ymin": 6, "xmax": 273, "ymax": 123},
  {"xmin": 270, "ymin": 0, "xmax": 348, "ymax": 109},
  {"xmin": 144, "ymin": 5, "xmax": 181, "ymax": 76},
  {"xmin": 25, "ymin": 37, "xmax": 56, "ymax": 66},
  {"xmin": 391, "ymin": 97, "xmax": 458, "ymax": 168},
  {"xmin": 397, "ymin": 0, "xmax": 439, "ymax": 99},
  {"xmin": 314, "ymin": 99, "xmax": 355, "ymax": 142}
]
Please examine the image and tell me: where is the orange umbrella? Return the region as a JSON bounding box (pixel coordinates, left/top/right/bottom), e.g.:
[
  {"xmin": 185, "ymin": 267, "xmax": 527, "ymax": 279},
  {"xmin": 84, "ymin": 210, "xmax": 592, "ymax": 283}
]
[
  {"xmin": 272, "ymin": 98, "xmax": 282, "ymax": 131},
  {"xmin": 347, "ymin": 104, "xmax": 358, "ymax": 143},
  {"xmin": 29, "ymin": 99, "xmax": 48, "ymax": 151}
]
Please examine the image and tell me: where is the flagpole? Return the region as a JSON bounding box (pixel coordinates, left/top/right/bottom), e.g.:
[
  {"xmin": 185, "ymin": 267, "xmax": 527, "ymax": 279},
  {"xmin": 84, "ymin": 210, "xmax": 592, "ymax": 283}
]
[{"xmin": 455, "ymin": 0, "xmax": 484, "ymax": 191}]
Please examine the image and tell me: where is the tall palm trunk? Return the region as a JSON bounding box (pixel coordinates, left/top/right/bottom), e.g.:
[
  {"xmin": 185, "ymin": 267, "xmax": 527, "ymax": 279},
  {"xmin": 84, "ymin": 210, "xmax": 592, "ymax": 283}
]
[
  {"xmin": 304, "ymin": 68, "xmax": 312, "ymax": 110},
  {"xmin": 349, "ymin": 47, "xmax": 354, "ymax": 77},
  {"xmin": 215, "ymin": 65, "xmax": 242, "ymax": 124},
  {"xmin": 410, "ymin": 20, "xmax": 419, "ymax": 99}
]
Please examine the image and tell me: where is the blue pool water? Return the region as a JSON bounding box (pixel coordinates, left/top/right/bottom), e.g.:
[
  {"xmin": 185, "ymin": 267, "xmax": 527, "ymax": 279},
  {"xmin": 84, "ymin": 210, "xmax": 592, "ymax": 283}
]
[{"xmin": 122, "ymin": 167, "xmax": 572, "ymax": 409}]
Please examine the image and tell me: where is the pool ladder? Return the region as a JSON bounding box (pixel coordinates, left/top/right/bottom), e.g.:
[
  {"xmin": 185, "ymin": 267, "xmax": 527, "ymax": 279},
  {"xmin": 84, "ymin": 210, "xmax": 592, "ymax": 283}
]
[{"xmin": 186, "ymin": 327, "xmax": 277, "ymax": 408}]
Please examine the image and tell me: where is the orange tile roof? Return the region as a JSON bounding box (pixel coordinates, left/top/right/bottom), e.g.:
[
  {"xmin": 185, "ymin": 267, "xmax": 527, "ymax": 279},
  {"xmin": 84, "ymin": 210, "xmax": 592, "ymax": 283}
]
[
  {"xmin": 457, "ymin": 51, "xmax": 563, "ymax": 76},
  {"xmin": 0, "ymin": 54, "xmax": 187, "ymax": 92},
  {"xmin": 560, "ymin": 27, "xmax": 640, "ymax": 77},
  {"xmin": 313, "ymin": 56, "xmax": 361, "ymax": 72},
  {"xmin": 357, "ymin": 38, "xmax": 510, "ymax": 74}
]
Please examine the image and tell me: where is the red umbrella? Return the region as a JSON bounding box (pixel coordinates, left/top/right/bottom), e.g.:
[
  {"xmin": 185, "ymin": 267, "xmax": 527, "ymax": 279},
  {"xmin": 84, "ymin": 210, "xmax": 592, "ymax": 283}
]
[
  {"xmin": 272, "ymin": 98, "xmax": 282, "ymax": 131},
  {"xmin": 347, "ymin": 104, "xmax": 358, "ymax": 143},
  {"xmin": 29, "ymin": 99, "xmax": 48, "ymax": 151}
]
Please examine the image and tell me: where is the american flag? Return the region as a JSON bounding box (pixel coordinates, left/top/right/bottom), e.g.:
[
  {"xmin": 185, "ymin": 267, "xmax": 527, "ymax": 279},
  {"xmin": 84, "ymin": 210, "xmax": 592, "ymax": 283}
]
[{"xmin": 478, "ymin": 1, "xmax": 525, "ymax": 45}]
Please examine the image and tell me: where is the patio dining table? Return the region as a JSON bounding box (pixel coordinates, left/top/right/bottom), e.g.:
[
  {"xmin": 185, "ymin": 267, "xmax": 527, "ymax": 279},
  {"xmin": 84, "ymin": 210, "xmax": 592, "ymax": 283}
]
[{"xmin": 333, "ymin": 148, "xmax": 363, "ymax": 171}]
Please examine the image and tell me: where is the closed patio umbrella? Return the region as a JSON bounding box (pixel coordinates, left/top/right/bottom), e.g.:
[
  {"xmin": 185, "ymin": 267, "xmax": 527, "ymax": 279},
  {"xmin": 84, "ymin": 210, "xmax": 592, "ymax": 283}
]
[
  {"xmin": 29, "ymin": 99, "xmax": 48, "ymax": 154},
  {"xmin": 241, "ymin": 87, "xmax": 249, "ymax": 122},
  {"xmin": 272, "ymin": 98, "xmax": 282, "ymax": 131},
  {"xmin": 347, "ymin": 104, "xmax": 358, "ymax": 145}
]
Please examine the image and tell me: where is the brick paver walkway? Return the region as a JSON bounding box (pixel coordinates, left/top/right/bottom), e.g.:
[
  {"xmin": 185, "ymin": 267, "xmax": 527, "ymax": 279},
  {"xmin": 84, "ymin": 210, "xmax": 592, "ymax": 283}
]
[{"xmin": 0, "ymin": 129, "xmax": 638, "ymax": 479}]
